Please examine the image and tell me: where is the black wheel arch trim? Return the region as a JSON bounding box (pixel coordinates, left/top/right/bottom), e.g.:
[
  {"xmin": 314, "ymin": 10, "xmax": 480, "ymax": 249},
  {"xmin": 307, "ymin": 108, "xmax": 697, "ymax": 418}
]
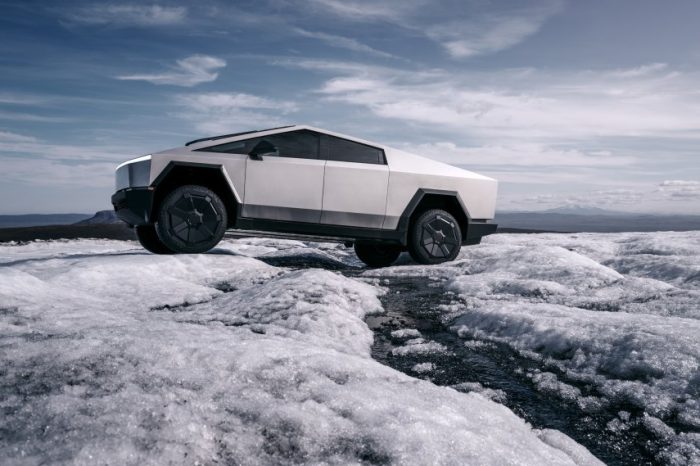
[
  {"xmin": 151, "ymin": 161, "xmax": 240, "ymax": 200},
  {"xmin": 151, "ymin": 161, "xmax": 241, "ymax": 227},
  {"xmin": 396, "ymin": 188, "xmax": 497, "ymax": 245}
]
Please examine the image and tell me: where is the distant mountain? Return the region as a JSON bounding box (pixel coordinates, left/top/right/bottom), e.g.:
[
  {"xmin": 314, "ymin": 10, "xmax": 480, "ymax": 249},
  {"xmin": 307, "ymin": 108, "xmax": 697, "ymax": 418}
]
[
  {"xmin": 539, "ymin": 206, "xmax": 630, "ymax": 216},
  {"xmin": 0, "ymin": 213, "xmax": 92, "ymax": 228},
  {"xmin": 496, "ymin": 211, "xmax": 700, "ymax": 233},
  {"xmin": 499, "ymin": 206, "xmax": 632, "ymax": 216},
  {"xmin": 74, "ymin": 210, "xmax": 121, "ymax": 225}
]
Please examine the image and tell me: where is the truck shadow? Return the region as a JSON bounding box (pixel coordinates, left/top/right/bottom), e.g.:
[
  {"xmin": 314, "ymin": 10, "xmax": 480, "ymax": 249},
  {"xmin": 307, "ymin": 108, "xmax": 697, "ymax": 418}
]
[{"xmin": 255, "ymin": 253, "xmax": 357, "ymax": 271}]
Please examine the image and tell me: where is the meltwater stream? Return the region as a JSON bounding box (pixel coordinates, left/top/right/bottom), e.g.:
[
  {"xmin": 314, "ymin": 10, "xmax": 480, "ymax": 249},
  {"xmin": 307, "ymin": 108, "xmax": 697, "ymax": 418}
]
[{"xmin": 357, "ymin": 274, "xmax": 660, "ymax": 466}]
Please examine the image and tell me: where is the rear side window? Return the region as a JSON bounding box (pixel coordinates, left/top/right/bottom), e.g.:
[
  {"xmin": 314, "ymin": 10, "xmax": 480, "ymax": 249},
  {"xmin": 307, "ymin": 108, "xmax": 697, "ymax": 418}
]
[
  {"xmin": 322, "ymin": 135, "xmax": 385, "ymax": 164},
  {"xmin": 196, "ymin": 130, "xmax": 320, "ymax": 159}
]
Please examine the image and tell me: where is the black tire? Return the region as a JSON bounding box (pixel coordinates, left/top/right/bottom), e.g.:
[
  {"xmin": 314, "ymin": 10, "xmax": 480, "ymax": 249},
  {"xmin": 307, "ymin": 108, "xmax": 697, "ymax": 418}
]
[
  {"xmin": 155, "ymin": 185, "xmax": 227, "ymax": 254},
  {"xmin": 354, "ymin": 242, "xmax": 402, "ymax": 268},
  {"xmin": 408, "ymin": 209, "xmax": 462, "ymax": 264},
  {"xmin": 135, "ymin": 224, "xmax": 174, "ymax": 254}
]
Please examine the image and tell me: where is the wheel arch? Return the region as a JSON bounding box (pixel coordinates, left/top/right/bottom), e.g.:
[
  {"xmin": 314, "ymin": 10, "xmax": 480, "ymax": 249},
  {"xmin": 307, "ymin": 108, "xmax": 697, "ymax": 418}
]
[
  {"xmin": 397, "ymin": 189, "xmax": 471, "ymax": 244},
  {"xmin": 151, "ymin": 162, "xmax": 240, "ymax": 228}
]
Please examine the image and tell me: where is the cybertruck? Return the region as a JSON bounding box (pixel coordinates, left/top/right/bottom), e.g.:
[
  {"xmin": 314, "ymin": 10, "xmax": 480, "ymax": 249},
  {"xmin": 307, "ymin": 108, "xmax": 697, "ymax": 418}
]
[{"xmin": 112, "ymin": 125, "xmax": 498, "ymax": 267}]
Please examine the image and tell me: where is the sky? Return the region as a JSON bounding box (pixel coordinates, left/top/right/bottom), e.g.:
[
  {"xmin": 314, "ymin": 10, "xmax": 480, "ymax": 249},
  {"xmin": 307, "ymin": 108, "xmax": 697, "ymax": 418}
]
[{"xmin": 1, "ymin": 0, "xmax": 699, "ymax": 215}]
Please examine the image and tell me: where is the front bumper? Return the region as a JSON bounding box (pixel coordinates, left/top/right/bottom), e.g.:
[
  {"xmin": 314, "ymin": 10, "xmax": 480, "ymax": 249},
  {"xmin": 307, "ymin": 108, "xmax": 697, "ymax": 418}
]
[
  {"xmin": 463, "ymin": 220, "xmax": 498, "ymax": 245},
  {"xmin": 111, "ymin": 187, "xmax": 155, "ymax": 226}
]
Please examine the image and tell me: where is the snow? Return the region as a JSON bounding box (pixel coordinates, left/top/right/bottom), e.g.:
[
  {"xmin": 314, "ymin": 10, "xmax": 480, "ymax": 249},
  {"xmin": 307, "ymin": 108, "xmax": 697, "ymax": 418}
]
[
  {"xmin": 366, "ymin": 231, "xmax": 700, "ymax": 464},
  {"xmin": 451, "ymin": 382, "xmax": 507, "ymax": 403},
  {"xmin": 391, "ymin": 337, "xmax": 449, "ymax": 356},
  {"xmin": 0, "ymin": 238, "xmax": 598, "ymax": 465},
  {"xmin": 411, "ymin": 362, "xmax": 435, "ymax": 374},
  {"xmin": 390, "ymin": 328, "xmax": 422, "ymax": 340}
]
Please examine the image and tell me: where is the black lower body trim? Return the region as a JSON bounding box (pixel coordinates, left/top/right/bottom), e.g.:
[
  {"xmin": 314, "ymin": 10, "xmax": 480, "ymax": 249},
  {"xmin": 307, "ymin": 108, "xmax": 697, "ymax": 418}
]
[
  {"xmin": 464, "ymin": 220, "xmax": 498, "ymax": 244},
  {"xmin": 111, "ymin": 188, "xmax": 154, "ymax": 226},
  {"xmin": 234, "ymin": 217, "xmax": 404, "ymax": 244},
  {"xmin": 241, "ymin": 204, "xmax": 321, "ymax": 223}
]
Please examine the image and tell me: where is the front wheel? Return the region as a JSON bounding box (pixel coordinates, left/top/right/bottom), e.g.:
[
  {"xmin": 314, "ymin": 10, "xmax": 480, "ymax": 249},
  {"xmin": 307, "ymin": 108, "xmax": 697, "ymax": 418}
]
[
  {"xmin": 354, "ymin": 242, "xmax": 402, "ymax": 268},
  {"xmin": 155, "ymin": 185, "xmax": 227, "ymax": 254},
  {"xmin": 135, "ymin": 225, "xmax": 173, "ymax": 254},
  {"xmin": 408, "ymin": 209, "xmax": 462, "ymax": 264}
]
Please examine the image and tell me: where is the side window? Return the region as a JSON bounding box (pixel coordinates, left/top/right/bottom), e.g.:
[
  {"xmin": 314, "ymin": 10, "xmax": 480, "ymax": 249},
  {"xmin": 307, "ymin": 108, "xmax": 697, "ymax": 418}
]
[
  {"xmin": 259, "ymin": 130, "xmax": 319, "ymax": 159},
  {"xmin": 197, "ymin": 139, "xmax": 258, "ymax": 154},
  {"xmin": 198, "ymin": 130, "xmax": 320, "ymax": 159},
  {"xmin": 322, "ymin": 135, "xmax": 385, "ymax": 164}
]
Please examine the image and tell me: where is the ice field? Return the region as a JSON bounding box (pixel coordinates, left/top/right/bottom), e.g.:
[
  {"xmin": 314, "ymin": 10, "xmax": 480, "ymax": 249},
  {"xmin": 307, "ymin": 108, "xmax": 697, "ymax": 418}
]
[{"xmin": 2, "ymin": 231, "xmax": 699, "ymax": 465}]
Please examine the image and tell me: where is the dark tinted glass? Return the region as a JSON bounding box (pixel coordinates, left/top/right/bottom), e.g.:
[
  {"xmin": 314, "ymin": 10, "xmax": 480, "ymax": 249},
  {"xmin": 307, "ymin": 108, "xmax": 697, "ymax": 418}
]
[
  {"xmin": 322, "ymin": 135, "xmax": 384, "ymax": 164},
  {"xmin": 198, "ymin": 130, "xmax": 320, "ymax": 159}
]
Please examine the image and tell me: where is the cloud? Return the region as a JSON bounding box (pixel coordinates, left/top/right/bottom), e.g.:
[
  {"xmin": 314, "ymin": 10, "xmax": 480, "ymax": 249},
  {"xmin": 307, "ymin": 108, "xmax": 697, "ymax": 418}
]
[
  {"xmin": 0, "ymin": 94, "xmax": 48, "ymax": 105},
  {"xmin": 308, "ymin": 0, "xmax": 422, "ymax": 21},
  {"xmin": 290, "ymin": 60, "xmax": 700, "ymax": 142},
  {"xmin": 0, "ymin": 130, "xmax": 38, "ymax": 143},
  {"xmin": 292, "ymin": 28, "xmax": 395, "ymax": 58},
  {"xmin": 404, "ymin": 142, "xmax": 636, "ymax": 168},
  {"xmin": 426, "ymin": 5, "xmax": 562, "ymax": 59},
  {"xmin": 523, "ymin": 189, "xmax": 646, "ymax": 207},
  {"xmin": 0, "ymin": 111, "xmax": 72, "ymax": 123},
  {"xmin": 506, "ymin": 180, "xmax": 700, "ymax": 212},
  {"xmin": 0, "ymin": 156, "xmax": 115, "ymax": 188},
  {"xmin": 658, "ymin": 180, "xmax": 700, "ymax": 199},
  {"xmin": 67, "ymin": 4, "xmax": 186, "ymax": 26},
  {"xmin": 307, "ymin": 0, "xmax": 560, "ymax": 59},
  {"xmin": 176, "ymin": 92, "xmax": 297, "ymax": 134},
  {"xmin": 0, "ymin": 131, "xmax": 144, "ymax": 189},
  {"xmin": 659, "ymin": 180, "xmax": 700, "ymax": 187},
  {"xmin": 0, "ymin": 130, "xmax": 140, "ymax": 162},
  {"xmin": 117, "ymin": 55, "xmax": 226, "ymax": 87},
  {"xmin": 611, "ymin": 63, "xmax": 668, "ymax": 78}
]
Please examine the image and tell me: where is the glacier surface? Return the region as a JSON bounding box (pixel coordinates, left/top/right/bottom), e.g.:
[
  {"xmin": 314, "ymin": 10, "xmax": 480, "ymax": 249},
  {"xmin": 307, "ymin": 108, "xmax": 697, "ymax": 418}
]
[
  {"xmin": 365, "ymin": 231, "xmax": 700, "ymax": 465},
  {"xmin": 0, "ymin": 238, "xmax": 603, "ymax": 465}
]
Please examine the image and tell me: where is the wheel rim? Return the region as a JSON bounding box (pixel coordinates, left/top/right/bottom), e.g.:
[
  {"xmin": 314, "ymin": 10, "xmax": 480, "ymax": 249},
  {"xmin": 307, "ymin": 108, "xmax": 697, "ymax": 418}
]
[
  {"xmin": 167, "ymin": 193, "xmax": 222, "ymax": 244},
  {"xmin": 419, "ymin": 214, "xmax": 458, "ymax": 258}
]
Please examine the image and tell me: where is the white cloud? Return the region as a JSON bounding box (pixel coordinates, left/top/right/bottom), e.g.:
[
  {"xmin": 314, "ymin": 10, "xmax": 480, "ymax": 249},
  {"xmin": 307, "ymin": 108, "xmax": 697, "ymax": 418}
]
[
  {"xmin": 176, "ymin": 92, "xmax": 297, "ymax": 134},
  {"xmin": 308, "ymin": 0, "xmax": 422, "ymax": 21},
  {"xmin": 117, "ymin": 55, "xmax": 226, "ymax": 87},
  {"xmin": 611, "ymin": 63, "xmax": 668, "ymax": 78},
  {"xmin": 658, "ymin": 180, "xmax": 700, "ymax": 199},
  {"xmin": 427, "ymin": 5, "xmax": 562, "ymax": 59},
  {"xmin": 0, "ymin": 131, "xmax": 140, "ymax": 162},
  {"xmin": 659, "ymin": 180, "xmax": 700, "ymax": 187},
  {"xmin": 292, "ymin": 28, "xmax": 395, "ymax": 58},
  {"xmin": 0, "ymin": 94, "xmax": 47, "ymax": 105},
  {"xmin": 307, "ymin": 0, "xmax": 560, "ymax": 59},
  {"xmin": 67, "ymin": 4, "xmax": 186, "ymax": 26},
  {"xmin": 523, "ymin": 189, "xmax": 646, "ymax": 207},
  {"xmin": 404, "ymin": 142, "xmax": 636, "ymax": 168},
  {"xmin": 295, "ymin": 61, "xmax": 700, "ymax": 142},
  {"xmin": 505, "ymin": 181, "xmax": 700, "ymax": 213},
  {"xmin": 0, "ymin": 111, "xmax": 71, "ymax": 123},
  {"xmin": 0, "ymin": 156, "xmax": 114, "ymax": 188},
  {"xmin": 0, "ymin": 131, "xmax": 142, "ymax": 189},
  {"xmin": 0, "ymin": 130, "xmax": 38, "ymax": 143}
]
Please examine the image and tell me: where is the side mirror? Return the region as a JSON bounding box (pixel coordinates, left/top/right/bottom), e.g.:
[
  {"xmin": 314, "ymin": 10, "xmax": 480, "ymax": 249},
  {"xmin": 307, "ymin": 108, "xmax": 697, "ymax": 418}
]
[{"xmin": 249, "ymin": 140, "xmax": 277, "ymax": 160}]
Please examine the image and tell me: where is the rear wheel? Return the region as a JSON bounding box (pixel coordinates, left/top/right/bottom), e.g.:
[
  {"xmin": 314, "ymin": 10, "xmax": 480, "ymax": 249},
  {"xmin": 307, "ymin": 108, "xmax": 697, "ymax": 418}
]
[
  {"xmin": 354, "ymin": 242, "xmax": 401, "ymax": 268},
  {"xmin": 135, "ymin": 225, "xmax": 173, "ymax": 254},
  {"xmin": 155, "ymin": 185, "xmax": 227, "ymax": 254},
  {"xmin": 408, "ymin": 209, "xmax": 462, "ymax": 264}
]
